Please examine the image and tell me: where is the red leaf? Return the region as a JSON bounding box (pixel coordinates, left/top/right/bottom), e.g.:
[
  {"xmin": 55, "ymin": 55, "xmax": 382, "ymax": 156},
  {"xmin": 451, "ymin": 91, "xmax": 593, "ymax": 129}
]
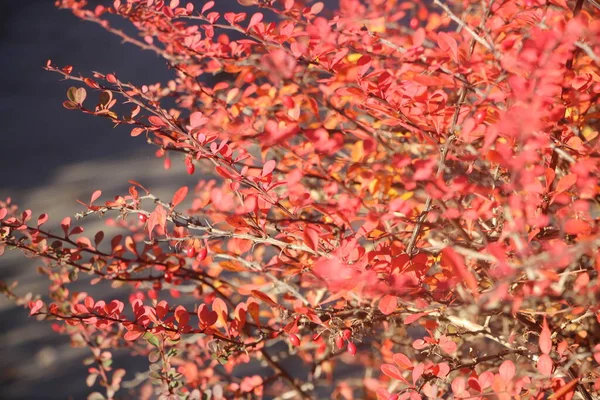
[
  {"xmin": 378, "ymin": 294, "xmax": 397, "ymax": 315},
  {"xmin": 442, "ymin": 247, "xmax": 478, "ymax": 299},
  {"xmin": 197, "ymin": 304, "xmax": 218, "ymax": 327},
  {"xmin": 37, "ymin": 213, "xmax": 49, "ymax": 227},
  {"xmin": 174, "ymin": 305, "xmax": 190, "ymax": 326},
  {"xmin": 61, "ymin": 217, "xmax": 71, "ymax": 236},
  {"xmin": 124, "ymin": 329, "xmax": 144, "ymax": 341},
  {"xmin": 537, "ymin": 354, "xmax": 553, "ymax": 376},
  {"xmin": 564, "ymin": 219, "xmax": 590, "ymax": 235},
  {"xmin": 0, "ymin": 208, "xmax": 7, "ymax": 220},
  {"xmin": 251, "ymin": 290, "xmax": 279, "ymax": 307},
  {"xmin": 357, "ymin": 56, "xmax": 372, "ymax": 76},
  {"xmin": 550, "ymin": 379, "xmax": 580, "ymax": 399},
  {"xmin": 131, "ymin": 127, "xmax": 144, "ymax": 137},
  {"xmin": 303, "ymin": 226, "xmax": 320, "ymax": 252},
  {"xmin": 403, "ymin": 312, "xmax": 426, "ymax": 325},
  {"xmin": 539, "ymin": 317, "xmax": 552, "ymax": 355},
  {"xmin": 148, "ymin": 115, "xmax": 167, "ymax": 127},
  {"xmin": 171, "ymin": 186, "xmax": 188, "ymax": 208},
  {"xmin": 212, "ymin": 298, "xmax": 228, "ymax": 325},
  {"xmin": 84, "ymin": 78, "xmax": 99, "ymax": 88},
  {"xmin": 468, "ymin": 374, "xmax": 482, "ymax": 392}
]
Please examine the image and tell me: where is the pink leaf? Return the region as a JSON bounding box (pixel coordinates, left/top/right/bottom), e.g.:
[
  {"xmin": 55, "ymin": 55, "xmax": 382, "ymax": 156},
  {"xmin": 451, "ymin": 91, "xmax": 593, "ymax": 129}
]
[
  {"xmin": 262, "ymin": 160, "xmax": 276, "ymax": 176},
  {"xmin": 37, "ymin": 213, "xmax": 49, "ymax": 227},
  {"xmin": 412, "ymin": 363, "xmax": 424, "ymax": 385},
  {"xmin": 247, "ymin": 12, "xmax": 263, "ymax": 31},
  {"xmin": 201, "ymin": 1, "xmax": 214, "ymax": 13},
  {"xmin": 29, "ymin": 300, "xmax": 44, "ymax": 315},
  {"xmin": 499, "ymin": 360, "xmax": 515, "ymax": 382},
  {"xmin": 539, "ymin": 317, "xmax": 552, "ymax": 355},
  {"xmin": 90, "ymin": 190, "xmax": 102, "ymax": 204},
  {"xmin": 378, "ymin": 294, "xmax": 397, "ymax": 315},
  {"xmin": 537, "ymin": 354, "xmax": 553, "ymax": 376},
  {"xmin": 403, "ymin": 312, "xmax": 426, "ymax": 325},
  {"xmin": 434, "ymin": 362, "xmax": 450, "ymax": 378},
  {"xmin": 310, "ymin": 2, "xmax": 324, "ymax": 14},
  {"xmin": 393, "ymin": 353, "xmax": 413, "ymax": 370},
  {"xmin": 189, "ymin": 111, "xmax": 208, "ymax": 128},
  {"xmin": 381, "ymin": 364, "xmax": 409, "ymax": 384},
  {"xmin": 478, "ymin": 371, "xmax": 495, "ymax": 389},
  {"xmin": 451, "ymin": 377, "xmax": 466, "ymax": 395},
  {"xmin": 437, "ymin": 32, "xmax": 459, "ymax": 62},
  {"xmin": 438, "ymin": 335, "xmax": 457, "ymax": 355}
]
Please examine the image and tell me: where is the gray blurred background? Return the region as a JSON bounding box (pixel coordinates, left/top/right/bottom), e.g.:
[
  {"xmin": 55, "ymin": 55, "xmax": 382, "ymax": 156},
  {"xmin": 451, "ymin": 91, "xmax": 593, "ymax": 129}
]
[{"xmin": 0, "ymin": 1, "xmax": 219, "ymax": 399}]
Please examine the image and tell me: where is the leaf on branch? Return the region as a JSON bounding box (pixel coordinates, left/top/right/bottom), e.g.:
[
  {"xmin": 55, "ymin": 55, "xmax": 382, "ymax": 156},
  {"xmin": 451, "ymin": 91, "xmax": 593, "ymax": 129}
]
[
  {"xmin": 147, "ymin": 205, "xmax": 166, "ymax": 239},
  {"xmin": 171, "ymin": 186, "xmax": 188, "ymax": 208}
]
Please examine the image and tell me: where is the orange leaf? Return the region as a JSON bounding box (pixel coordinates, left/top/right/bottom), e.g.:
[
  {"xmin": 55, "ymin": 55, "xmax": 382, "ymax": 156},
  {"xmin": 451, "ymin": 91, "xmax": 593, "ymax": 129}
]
[{"xmin": 171, "ymin": 186, "xmax": 188, "ymax": 208}]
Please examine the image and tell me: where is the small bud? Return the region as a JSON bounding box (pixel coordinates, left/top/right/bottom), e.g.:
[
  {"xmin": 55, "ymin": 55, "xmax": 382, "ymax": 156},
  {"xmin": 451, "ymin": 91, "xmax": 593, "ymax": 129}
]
[
  {"xmin": 347, "ymin": 342, "xmax": 357, "ymax": 356},
  {"xmin": 335, "ymin": 335, "xmax": 345, "ymax": 350},
  {"xmin": 138, "ymin": 214, "xmax": 147, "ymax": 223},
  {"xmin": 289, "ymin": 334, "xmax": 300, "ymax": 347},
  {"xmin": 197, "ymin": 247, "xmax": 208, "ymax": 261},
  {"xmin": 185, "ymin": 157, "xmax": 195, "ymax": 175},
  {"xmin": 186, "ymin": 162, "xmax": 195, "ymax": 175},
  {"xmin": 474, "ymin": 110, "xmax": 487, "ymax": 125},
  {"xmin": 186, "ymin": 247, "xmax": 196, "ymax": 258}
]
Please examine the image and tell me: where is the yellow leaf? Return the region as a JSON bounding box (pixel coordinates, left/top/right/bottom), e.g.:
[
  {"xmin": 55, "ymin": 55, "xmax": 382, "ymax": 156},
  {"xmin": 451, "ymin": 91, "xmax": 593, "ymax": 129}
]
[
  {"xmin": 352, "ymin": 141, "xmax": 364, "ymax": 162},
  {"xmin": 347, "ymin": 53, "xmax": 362, "ymax": 63}
]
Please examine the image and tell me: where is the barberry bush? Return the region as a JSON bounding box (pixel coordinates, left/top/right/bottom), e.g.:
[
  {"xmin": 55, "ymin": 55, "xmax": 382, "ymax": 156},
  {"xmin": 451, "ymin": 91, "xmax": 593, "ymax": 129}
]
[{"xmin": 2, "ymin": 0, "xmax": 600, "ymax": 398}]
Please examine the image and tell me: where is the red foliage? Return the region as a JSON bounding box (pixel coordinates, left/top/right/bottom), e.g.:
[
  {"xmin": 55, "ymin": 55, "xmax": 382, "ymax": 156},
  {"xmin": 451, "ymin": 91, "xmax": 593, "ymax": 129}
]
[{"xmin": 2, "ymin": 0, "xmax": 600, "ymax": 399}]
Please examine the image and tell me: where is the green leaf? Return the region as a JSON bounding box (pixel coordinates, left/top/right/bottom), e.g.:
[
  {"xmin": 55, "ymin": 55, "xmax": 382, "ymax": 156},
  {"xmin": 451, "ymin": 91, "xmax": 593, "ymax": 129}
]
[{"xmin": 144, "ymin": 332, "xmax": 160, "ymax": 348}]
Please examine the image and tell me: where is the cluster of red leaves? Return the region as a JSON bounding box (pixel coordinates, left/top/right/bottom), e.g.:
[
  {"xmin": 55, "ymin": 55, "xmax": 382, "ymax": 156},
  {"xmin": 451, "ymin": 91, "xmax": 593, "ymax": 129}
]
[{"xmin": 2, "ymin": 0, "xmax": 600, "ymax": 398}]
